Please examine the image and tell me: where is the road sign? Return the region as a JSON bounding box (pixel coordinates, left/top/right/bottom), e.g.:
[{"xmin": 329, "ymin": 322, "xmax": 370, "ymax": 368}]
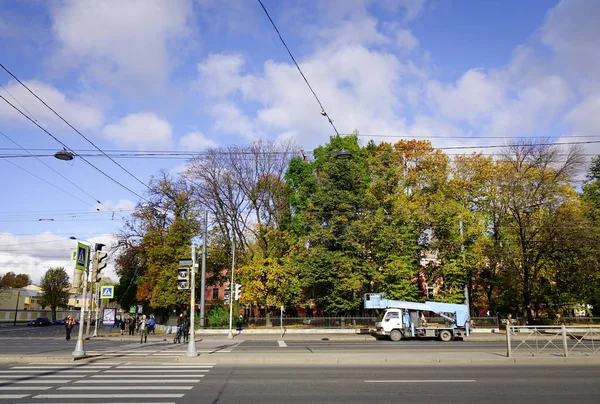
[
  {"xmin": 75, "ymin": 243, "xmax": 89, "ymax": 271},
  {"xmin": 178, "ymin": 258, "xmax": 193, "ymax": 267},
  {"xmin": 100, "ymin": 286, "xmax": 114, "ymax": 299},
  {"xmin": 70, "ymin": 249, "xmax": 77, "ymax": 262}
]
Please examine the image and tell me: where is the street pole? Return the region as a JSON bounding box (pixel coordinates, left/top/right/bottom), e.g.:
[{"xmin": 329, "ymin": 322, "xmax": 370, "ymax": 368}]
[
  {"xmin": 93, "ymin": 283, "xmax": 100, "ymax": 337},
  {"xmin": 459, "ymin": 218, "xmax": 470, "ymax": 312},
  {"xmin": 13, "ymin": 290, "xmax": 20, "ymax": 326},
  {"xmin": 73, "ymin": 249, "xmax": 90, "ymax": 358},
  {"xmin": 200, "ymin": 211, "xmax": 207, "ymax": 328},
  {"xmin": 227, "ymin": 233, "xmax": 235, "ymax": 339},
  {"xmin": 86, "ymin": 281, "xmax": 93, "ymax": 335},
  {"xmin": 186, "ymin": 244, "xmax": 198, "ymax": 357}
]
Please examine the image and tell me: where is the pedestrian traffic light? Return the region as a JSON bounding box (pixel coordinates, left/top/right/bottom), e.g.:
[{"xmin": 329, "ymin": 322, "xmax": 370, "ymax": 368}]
[
  {"xmin": 177, "ymin": 267, "xmax": 189, "ymax": 290},
  {"xmin": 234, "ymin": 283, "xmax": 242, "ymax": 300}
]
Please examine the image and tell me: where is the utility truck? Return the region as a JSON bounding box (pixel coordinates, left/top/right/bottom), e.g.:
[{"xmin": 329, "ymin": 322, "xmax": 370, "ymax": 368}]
[{"xmin": 364, "ymin": 293, "xmax": 470, "ymax": 341}]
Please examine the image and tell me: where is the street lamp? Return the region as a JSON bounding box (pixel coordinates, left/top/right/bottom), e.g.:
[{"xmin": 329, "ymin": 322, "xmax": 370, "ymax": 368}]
[
  {"xmin": 227, "ymin": 233, "xmax": 236, "ymax": 339},
  {"xmin": 54, "ymin": 149, "xmax": 74, "ymax": 161},
  {"xmin": 335, "ymin": 149, "xmax": 352, "ymax": 159}
]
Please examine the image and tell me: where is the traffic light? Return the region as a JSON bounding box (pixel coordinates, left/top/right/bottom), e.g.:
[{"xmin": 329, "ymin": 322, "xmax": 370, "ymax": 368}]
[
  {"xmin": 91, "ymin": 251, "xmax": 107, "ymax": 283},
  {"xmin": 95, "ymin": 251, "xmax": 108, "ymax": 282},
  {"xmin": 177, "ymin": 267, "xmax": 189, "ymax": 290},
  {"xmin": 234, "ymin": 283, "xmax": 242, "ymax": 300}
]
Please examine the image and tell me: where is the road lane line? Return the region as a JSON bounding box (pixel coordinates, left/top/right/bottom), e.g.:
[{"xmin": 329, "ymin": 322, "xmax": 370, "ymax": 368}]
[
  {"xmin": 278, "ymin": 340, "xmax": 287, "ymax": 347},
  {"xmin": 0, "ymin": 395, "xmax": 30, "ymax": 399},
  {"xmin": 117, "ymin": 365, "xmax": 214, "ymax": 368},
  {"xmin": 92, "ymin": 374, "xmax": 205, "ymax": 378},
  {"xmin": 34, "ymin": 394, "xmax": 184, "ymax": 399},
  {"xmin": 104, "ymin": 370, "xmax": 209, "ymax": 373},
  {"xmin": 0, "ymin": 380, "xmax": 70, "ymax": 384},
  {"xmin": 364, "ymin": 380, "xmax": 476, "ymax": 383},
  {"xmin": 75, "ymin": 379, "xmax": 201, "ymax": 383},
  {"xmin": 0, "ymin": 387, "xmax": 52, "ymax": 390},
  {"xmin": 0, "ymin": 375, "xmax": 82, "ymax": 378},
  {"xmin": 10, "ymin": 366, "xmax": 110, "ymax": 369},
  {"xmin": 58, "ymin": 386, "xmax": 193, "ymax": 390}
]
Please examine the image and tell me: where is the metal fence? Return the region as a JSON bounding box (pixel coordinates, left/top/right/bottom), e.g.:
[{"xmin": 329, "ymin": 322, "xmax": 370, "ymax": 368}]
[
  {"xmin": 506, "ymin": 325, "xmax": 600, "ymax": 357},
  {"xmin": 224, "ymin": 316, "xmax": 379, "ymax": 329}
]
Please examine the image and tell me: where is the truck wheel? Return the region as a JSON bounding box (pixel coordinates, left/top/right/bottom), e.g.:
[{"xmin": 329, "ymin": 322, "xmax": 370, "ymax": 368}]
[
  {"xmin": 439, "ymin": 330, "xmax": 452, "ymax": 342},
  {"xmin": 390, "ymin": 329, "xmax": 402, "ymax": 342}
]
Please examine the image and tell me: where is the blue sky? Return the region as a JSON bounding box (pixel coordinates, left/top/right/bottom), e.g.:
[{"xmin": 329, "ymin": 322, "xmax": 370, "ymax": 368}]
[{"xmin": 0, "ymin": 0, "xmax": 598, "ymax": 283}]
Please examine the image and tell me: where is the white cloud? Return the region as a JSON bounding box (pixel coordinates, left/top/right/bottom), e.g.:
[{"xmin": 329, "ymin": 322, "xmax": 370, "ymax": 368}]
[
  {"xmin": 567, "ymin": 96, "xmax": 600, "ymax": 135},
  {"xmin": 179, "ymin": 132, "xmax": 217, "ymax": 151},
  {"xmin": 0, "ymin": 80, "xmax": 104, "ymax": 131},
  {"xmin": 211, "ymin": 102, "xmax": 258, "ymax": 140},
  {"xmin": 396, "ymin": 29, "xmax": 418, "ymax": 50},
  {"xmin": 196, "ymin": 54, "xmax": 253, "ymax": 98},
  {"xmin": 102, "ymin": 112, "xmax": 173, "ymax": 149},
  {"xmin": 50, "ymin": 0, "xmax": 194, "ymax": 89}
]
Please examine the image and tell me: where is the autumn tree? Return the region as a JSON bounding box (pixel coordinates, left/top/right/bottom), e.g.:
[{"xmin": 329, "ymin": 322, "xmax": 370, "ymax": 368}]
[
  {"xmin": 0, "ymin": 272, "xmax": 31, "ymax": 289},
  {"xmin": 39, "ymin": 267, "xmax": 70, "ymax": 321}
]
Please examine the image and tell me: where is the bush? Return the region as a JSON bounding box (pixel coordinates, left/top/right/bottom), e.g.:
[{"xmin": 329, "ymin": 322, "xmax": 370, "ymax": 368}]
[{"xmin": 207, "ymin": 306, "xmax": 229, "ymax": 328}]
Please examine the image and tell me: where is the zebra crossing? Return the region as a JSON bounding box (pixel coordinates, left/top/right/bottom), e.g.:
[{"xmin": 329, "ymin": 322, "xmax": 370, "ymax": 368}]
[{"xmin": 0, "ymin": 362, "xmax": 215, "ymax": 403}]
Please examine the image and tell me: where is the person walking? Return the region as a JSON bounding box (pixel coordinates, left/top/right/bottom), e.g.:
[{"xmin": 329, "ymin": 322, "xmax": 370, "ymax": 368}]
[
  {"xmin": 148, "ymin": 314, "xmax": 155, "ymax": 334},
  {"xmin": 128, "ymin": 317, "xmax": 135, "ymax": 336},
  {"xmin": 119, "ymin": 317, "xmax": 126, "ymax": 335},
  {"xmin": 139, "ymin": 314, "xmax": 148, "ymax": 344},
  {"xmin": 65, "ymin": 315, "xmax": 75, "ymax": 341}
]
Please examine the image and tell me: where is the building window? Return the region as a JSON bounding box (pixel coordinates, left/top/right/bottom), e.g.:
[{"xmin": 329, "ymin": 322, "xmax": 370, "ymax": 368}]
[{"xmin": 212, "ymin": 288, "xmax": 219, "ymax": 299}]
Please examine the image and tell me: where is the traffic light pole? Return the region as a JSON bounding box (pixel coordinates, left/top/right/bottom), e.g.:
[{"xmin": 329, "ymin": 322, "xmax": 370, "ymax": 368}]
[
  {"xmin": 199, "ymin": 211, "xmax": 207, "ymax": 328},
  {"xmin": 186, "ymin": 244, "xmax": 198, "ymax": 357},
  {"xmin": 227, "ymin": 235, "xmax": 235, "ymax": 339},
  {"xmin": 73, "ymin": 247, "xmax": 91, "ymax": 358},
  {"xmin": 93, "ymin": 283, "xmax": 100, "ymax": 337}
]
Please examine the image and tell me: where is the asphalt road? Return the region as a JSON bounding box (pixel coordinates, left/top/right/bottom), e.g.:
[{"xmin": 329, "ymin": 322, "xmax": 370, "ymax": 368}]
[
  {"xmin": 198, "ymin": 364, "xmax": 600, "ymax": 404},
  {"xmin": 1, "ymin": 362, "xmax": 597, "ymax": 404}
]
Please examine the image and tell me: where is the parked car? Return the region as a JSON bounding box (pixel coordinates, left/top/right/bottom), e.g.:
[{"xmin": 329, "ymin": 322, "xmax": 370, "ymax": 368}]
[{"xmin": 27, "ymin": 317, "xmax": 52, "ymax": 326}]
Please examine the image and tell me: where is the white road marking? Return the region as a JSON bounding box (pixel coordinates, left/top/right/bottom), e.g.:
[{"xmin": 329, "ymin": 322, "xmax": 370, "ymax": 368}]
[
  {"xmin": 58, "ymin": 386, "xmax": 193, "ymax": 390},
  {"xmin": 0, "ymin": 395, "xmax": 29, "ymax": 399},
  {"xmin": 0, "ymin": 387, "xmax": 51, "ymax": 390},
  {"xmin": 0, "ymin": 375, "xmax": 83, "ymax": 378},
  {"xmin": 0, "ymin": 380, "xmax": 70, "ymax": 384},
  {"xmin": 104, "ymin": 370, "xmax": 209, "ymax": 373},
  {"xmin": 92, "ymin": 374, "xmax": 206, "ymax": 378},
  {"xmin": 117, "ymin": 365, "xmax": 214, "ymax": 368},
  {"xmin": 278, "ymin": 340, "xmax": 287, "ymax": 347},
  {"xmin": 75, "ymin": 379, "xmax": 201, "ymax": 383},
  {"xmin": 364, "ymin": 380, "xmax": 476, "ymax": 383},
  {"xmin": 34, "ymin": 394, "xmax": 184, "ymax": 399},
  {"xmin": 11, "ymin": 366, "xmax": 111, "ymax": 369},
  {"xmin": 0, "ymin": 370, "xmax": 98, "ymax": 374}
]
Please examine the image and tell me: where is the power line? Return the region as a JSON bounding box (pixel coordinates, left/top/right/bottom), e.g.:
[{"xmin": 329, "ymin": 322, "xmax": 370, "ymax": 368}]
[
  {"xmin": 257, "ymin": 0, "xmax": 339, "ymax": 136},
  {"xmin": 0, "ymin": 130, "xmax": 124, "ymax": 220},
  {"xmin": 0, "ymin": 63, "xmax": 152, "ymax": 192},
  {"xmin": 0, "ymin": 93, "xmax": 149, "ymax": 202}
]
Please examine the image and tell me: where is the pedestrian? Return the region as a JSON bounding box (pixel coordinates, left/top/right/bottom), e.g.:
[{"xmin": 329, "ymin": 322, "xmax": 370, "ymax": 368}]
[
  {"xmin": 119, "ymin": 317, "xmax": 126, "ymax": 335},
  {"xmin": 65, "ymin": 315, "xmax": 75, "ymax": 341},
  {"xmin": 128, "ymin": 317, "xmax": 135, "ymax": 336},
  {"xmin": 148, "ymin": 314, "xmax": 155, "ymax": 335},
  {"xmin": 139, "ymin": 314, "xmax": 148, "ymax": 344}
]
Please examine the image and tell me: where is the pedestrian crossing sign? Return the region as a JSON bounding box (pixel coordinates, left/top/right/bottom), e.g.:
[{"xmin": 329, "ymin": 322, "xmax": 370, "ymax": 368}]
[
  {"xmin": 75, "ymin": 242, "xmax": 89, "ymax": 271},
  {"xmin": 100, "ymin": 286, "xmax": 114, "ymax": 299}
]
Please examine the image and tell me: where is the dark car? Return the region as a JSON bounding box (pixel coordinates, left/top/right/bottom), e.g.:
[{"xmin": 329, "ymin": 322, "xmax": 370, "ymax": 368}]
[{"xmin": 27, "ymin": 317, "xmax": 52, "ymax": 326}]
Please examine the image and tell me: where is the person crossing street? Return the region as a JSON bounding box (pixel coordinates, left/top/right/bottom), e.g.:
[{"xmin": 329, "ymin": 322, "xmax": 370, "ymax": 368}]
[
  {"xmin": 139, "ymin": 314, "xmax": 148, "ymax": 344},
  {"xmin": 65, "ymin": 315, "xmax": 75, "ymax": 341}
]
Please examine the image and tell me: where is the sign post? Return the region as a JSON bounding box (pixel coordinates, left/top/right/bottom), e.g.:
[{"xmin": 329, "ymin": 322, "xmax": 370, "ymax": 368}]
[{"xmin": 73, "ymin": 242, "xmax": 91, "ymax": 358}]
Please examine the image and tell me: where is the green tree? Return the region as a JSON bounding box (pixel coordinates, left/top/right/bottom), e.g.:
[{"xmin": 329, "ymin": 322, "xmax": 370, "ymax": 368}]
[{"xmin": 39, "ymin": 267, "xmax": 70, "ymax": 321}]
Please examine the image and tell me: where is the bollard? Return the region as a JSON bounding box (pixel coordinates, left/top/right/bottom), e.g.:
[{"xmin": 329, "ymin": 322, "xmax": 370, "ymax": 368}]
[
  {"xmin": 562, "ymin": 324, "xmax": 568, "ymax": 357},
  {"xmin": 506, "ymin": 324, "xmax": 512, "ymax": 358}
]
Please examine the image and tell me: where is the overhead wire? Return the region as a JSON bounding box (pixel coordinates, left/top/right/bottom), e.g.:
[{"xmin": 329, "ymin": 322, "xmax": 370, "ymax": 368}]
[
  {"xmin": 257, "ymin": 0, "xmax": 339, "ymax": 136},
  {"xmin": 0, "ymin": 63, "xmax": 152, "ymax": 192},
  {"xmin": 0, "ymin": 93, "xmax": 149, "ymax": 203},
  {"xmin": 0, "ymin": 129, "xmax": 124, "ymax": 220}
]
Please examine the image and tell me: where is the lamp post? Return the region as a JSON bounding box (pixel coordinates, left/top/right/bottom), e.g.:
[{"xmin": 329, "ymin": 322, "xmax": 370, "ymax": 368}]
[
  {"xmin": 227, "ymin": 233, "xmax": 236, "ymax": 339},
  {"xmin": 186, "ymin": 244, "xmax": 198, "ymax": 357},
  {"xmin": 70, "ymin": 236, "xmax": 91, "ymax": 358}
]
